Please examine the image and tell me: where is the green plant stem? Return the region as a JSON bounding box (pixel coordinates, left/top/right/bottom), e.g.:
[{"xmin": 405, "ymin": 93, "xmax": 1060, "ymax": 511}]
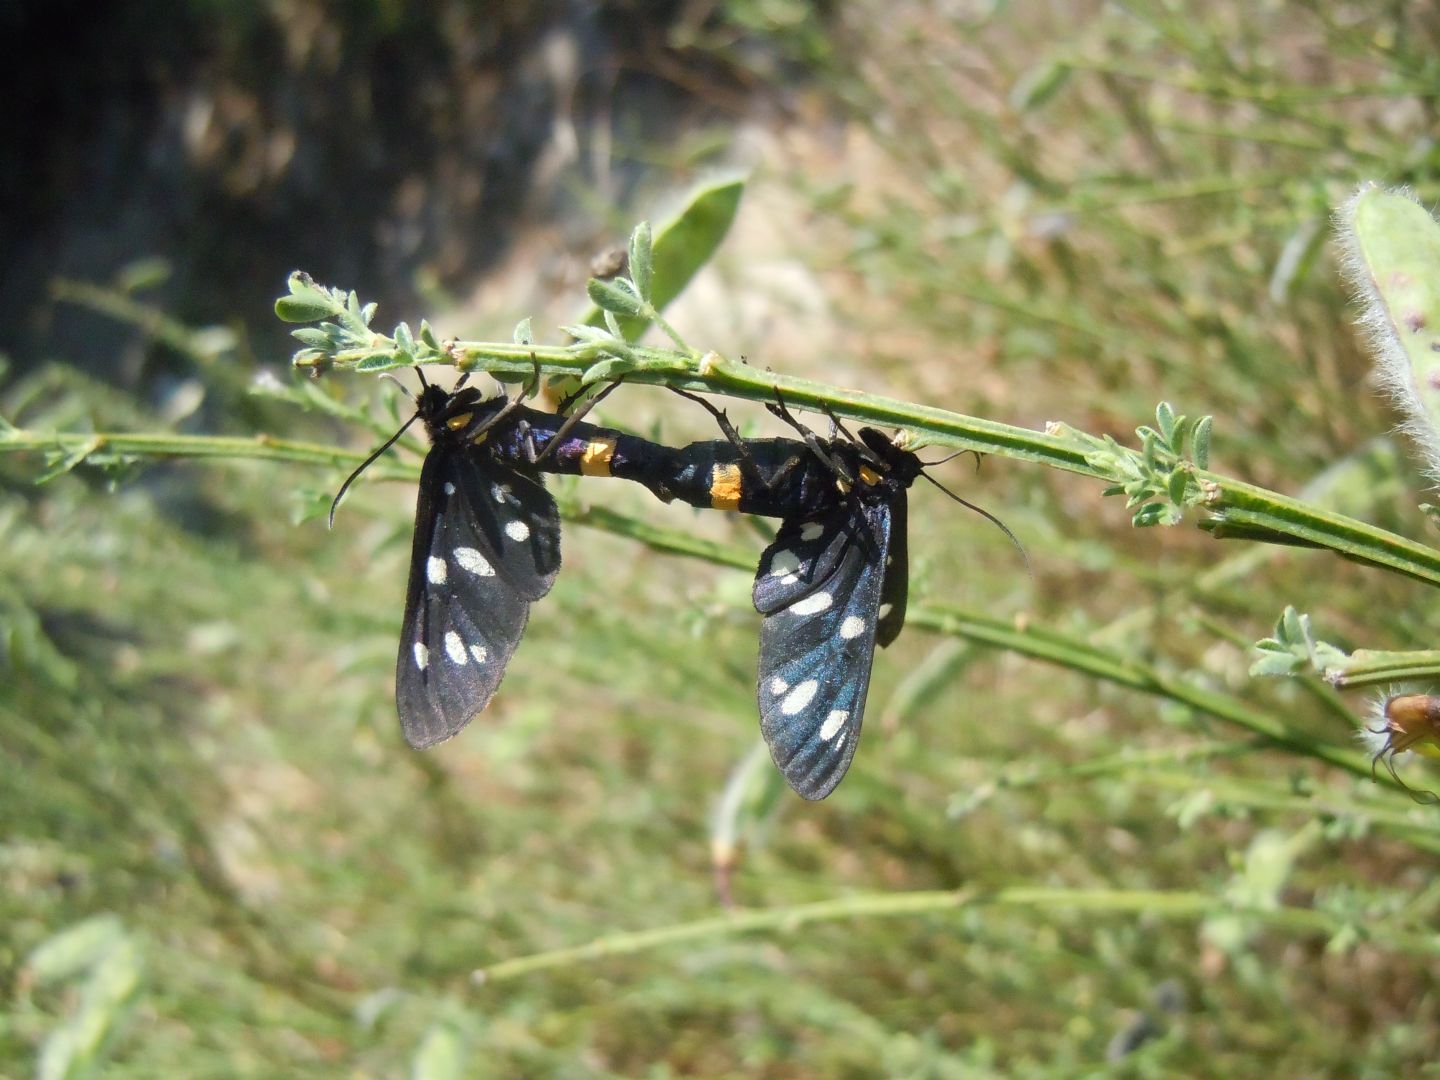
[
  {"xmin": 0, "ymin": 427, "xmax": 409, "ymax": 482},
  {"xmin": 294, "ymin": 340, "xmax": 1440, "ymax": 587},
  {"xmin": 908, "ymin": 602, "xmax": 1378, "ymax": 782},
  {"xmin": 471, "ymin": 885, "xmax": 1436, "ymax": 984},
  {"xmin": 1326, "ymin": 649, "xmax": 1440, "ymax": 688}
]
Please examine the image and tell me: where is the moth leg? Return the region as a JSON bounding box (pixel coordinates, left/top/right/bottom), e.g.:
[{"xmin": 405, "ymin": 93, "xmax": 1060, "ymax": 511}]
[
  {"xmin": 766, "ymin": 389, "xmax": 855, "ymax": 485},
  {"xmin": 671, "ymin": 387, "xmax": 771, "ymax": 493},
  {"xmin": 531, "ymin": 380, "xmax": 624, "ymax": 467}
]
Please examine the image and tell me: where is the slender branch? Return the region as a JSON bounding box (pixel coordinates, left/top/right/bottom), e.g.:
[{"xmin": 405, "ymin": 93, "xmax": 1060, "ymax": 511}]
[
  {"xmin": 0, "ymin": 428, "xmax": 375, "ymax": 469},
  {"xmin": 471, "ymin": 885, "xmax": 1437, "ymax": 984},
  {"xmin": 279, "ymin": 300, "xmax": 1440, "ymax": 588}
]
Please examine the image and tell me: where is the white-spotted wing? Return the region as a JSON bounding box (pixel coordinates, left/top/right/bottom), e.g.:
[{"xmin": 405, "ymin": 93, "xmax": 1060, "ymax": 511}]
[
  {"xmin": 753, "ymin": 498, "xmax": 892, "ymax": 799},
  {"xmin": 395, "ymin": 448, "xmax": 561, "ymax": 749}
]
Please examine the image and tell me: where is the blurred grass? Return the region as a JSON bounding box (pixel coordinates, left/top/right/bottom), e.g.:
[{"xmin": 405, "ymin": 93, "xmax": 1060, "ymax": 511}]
[{"xmin": 6, "ymin": 1, "xmax": 1440, "ymax": 1076}]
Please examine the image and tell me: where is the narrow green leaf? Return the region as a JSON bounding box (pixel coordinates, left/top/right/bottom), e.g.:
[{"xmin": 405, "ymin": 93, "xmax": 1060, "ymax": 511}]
[
  {"xmin": 356, "ymin": 353, "xmax": 404, "ymax": 373},
  {"xmin": 513, "ymin": 317, "xmax": 533, "ymax": 347},
  {"xmin": 577, "ymin": 174, "xmax": 746, "ymax": 338},
  {"xmin": 1155, "ymin": 402, "xmax": 1177, "ymax": 444},
  {"xmin": 629, "ymin": 220, "xmax": 654, "ymax": 302},
  {"xmin": 1167, "ymin": 468, "xmax": 1189, "ymax": 507},
  {"xmin": 587, "ymin": 277, "xmax": 647, "ymax": 319},
  {"xmin": 395, "ymin": 322, "xmax": 416, "ymax": 355},
  {"xmin": 1192, "ymin": 416, "xmax": 1212, "ymax": 469},
  {"xmin": 580, "ymin": 357, "xmax": 638, "ymax": 386},
  {"xmin": 274, "ymin": 271, "xmax": 340, "ymax": 322},
  {"xmin": 288, "ymin": 327, "xmax": 332, "ymax": 348}
]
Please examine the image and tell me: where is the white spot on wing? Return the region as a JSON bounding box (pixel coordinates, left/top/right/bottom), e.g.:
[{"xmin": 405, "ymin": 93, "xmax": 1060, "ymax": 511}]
[
  {"xmin": 454, "ymin": 547, "xmax": 495, "ymax": 576},
  {"xmin": 769, "ymin": 549, "xmax": 801, "ymax": 577},
  {"xmin": 780, "ymin": 573, "xmax": 799, "ymax": 586},
  {"xmin": 840, "ymin": 615, "xmax": 865, "ymax": 639},
  {"xmin": 800, "ymin": 522, "xmax": 824, "ymax": 541},
  {"xmin": 790, "ymin": 591, "xmax": 833, "ymax": 616},
  {"xmin": 492, "ymin": 483, "xmax": 511, "ymax": 504},
  {"xmin": 413, "ymin": 643, "xmax": 429, "ymax": 670},
  {"xmin": 426, "ymin": 556, "xmax": 447, "ymax": 585},
  {"xmin": 445, "ymin": 630, "xmax": 467, "ymax": 665},
  {"xmin": 505, "ymin": 519, "xmax": 531, "ymax": 542},
  {"xmin": 781, "ymin": 679, "xmax": 818, "ymax": 716},
  {"xmin": 820, "ymin": 710, "xmax": 848, "ymax": 740},
  {"xmin": 443, "ymin": 482, "xmax": 456, "ymax": 496},
  {"xmin": 877, "ymin": 603, "xmax": 894, "ymax": 620},
  {"xmin": 769, "ymin": 676, "xmax": 789, "ymax": 696},
  {"xmin": 470, "ymin": 644, "xmax": 488, "ymax": 664}
]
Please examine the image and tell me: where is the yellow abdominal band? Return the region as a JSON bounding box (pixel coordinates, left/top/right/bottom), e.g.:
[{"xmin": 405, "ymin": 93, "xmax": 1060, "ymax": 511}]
[
  {"xmin": 710, "ymin": 463, "xmax": 743, "ymax": 510},
  {"xmin": 579, "ymin": 436, "xmax": 617, "ymax": 477}
]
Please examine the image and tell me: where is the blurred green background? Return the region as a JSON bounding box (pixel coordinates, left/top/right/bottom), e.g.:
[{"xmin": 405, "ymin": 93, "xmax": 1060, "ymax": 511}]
[{"xmin": 5, "ymin": 1, "xmax": 1440, "ymax": 1076}]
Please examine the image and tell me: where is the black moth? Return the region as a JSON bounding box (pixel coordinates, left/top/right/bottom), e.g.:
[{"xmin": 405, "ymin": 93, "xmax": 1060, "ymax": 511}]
[
  {"xmin": 649, "ymin": 393, "xmax": 1013, "ymax": 800},
  {"xmin": 744, "ymin": 426, "xmax": 922, "ymax": 800},
  {"xmin": 334, "ymin": 372, "xmax": 562, "ymax": 749}
]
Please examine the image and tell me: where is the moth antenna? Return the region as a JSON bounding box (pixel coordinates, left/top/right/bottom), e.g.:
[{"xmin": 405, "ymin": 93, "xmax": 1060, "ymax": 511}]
[
  {"xmin": 329, "ymin": 411, "xmax": 422, "ymax": 529},
  {"xmin": 921, "ymin": 471, "xmax": 1033, "ymax": 582}
]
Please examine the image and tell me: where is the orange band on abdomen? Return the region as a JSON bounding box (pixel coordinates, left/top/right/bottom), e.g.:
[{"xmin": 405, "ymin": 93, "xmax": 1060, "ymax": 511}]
[
  {"xmin": 579, "ymin": 436, "xmax": 617, "ymax": 477},
  {"xmin": 709, "ymin": 463, "xmax": 743, "ymax": 511}
]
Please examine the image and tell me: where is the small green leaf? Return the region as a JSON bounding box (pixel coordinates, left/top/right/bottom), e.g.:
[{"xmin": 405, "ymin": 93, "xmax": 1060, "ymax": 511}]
[
  {"xmin": 1192, "ymin": 415, "xmax": 1212, "ymax": 469},
  {"xmin": 629, "ymin": 221, "xmax": 654, "ymax": 301},
  {"xmin": 587, "ymin": 277, "xmax": 647, "ymax": 319},
  {"xmin": 1132, "ymin": 503, "xmax": 1165, "ymax": 527},
  {"xmin": 1166, "ymin": 468, "xmax": 1189, "ymax": 507},
  {"xmin": 419, "ymin": 321, "xmax": 440, "ymax": 351},
  {"xmin": 395, "ymin": 322, "xmax": 416, "ymax": 355},
  {"xmin": 513, "ymin": 317, "xmax": 533, "ymax": 347},
  {"xmin": 1155, "ymin": 401, "xmax": 1177, "ymax": 443},
  {"xmin": 289, "ymin": 327, "xmax": 333, "ymax": 348},
  {"xmin": 561, "ymin": 324, "xmax": 621, "ymax": 346},
  {"xmin": 580, "ymin": 357, "xmax": 638, "ymax": 386},
  {"xmin": 274, "ymin": 295, "xmax": 336, "ymax": 324},
  {"xmin": 356, "ymin": 353, "xmax": 404, "ymax": 373},
  {"xmin": 274, "ymin": 271, "xmax": 340, "ymax": 322}
]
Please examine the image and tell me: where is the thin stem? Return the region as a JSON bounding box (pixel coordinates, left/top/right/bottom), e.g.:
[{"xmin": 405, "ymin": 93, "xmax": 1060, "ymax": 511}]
[
  {"xmin": 291, "ymin": 333, "xmax": 1440, "ymax": 588},
  {"xmin": 471, "ymin": 885, "xmax": 1437, "ymax": 984}
]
